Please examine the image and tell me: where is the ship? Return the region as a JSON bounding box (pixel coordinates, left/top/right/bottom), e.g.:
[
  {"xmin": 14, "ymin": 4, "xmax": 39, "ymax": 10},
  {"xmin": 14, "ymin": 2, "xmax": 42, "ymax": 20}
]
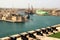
[{"xmin": 25, "ymin": 4, "xmax": 35, "ymax": 15}]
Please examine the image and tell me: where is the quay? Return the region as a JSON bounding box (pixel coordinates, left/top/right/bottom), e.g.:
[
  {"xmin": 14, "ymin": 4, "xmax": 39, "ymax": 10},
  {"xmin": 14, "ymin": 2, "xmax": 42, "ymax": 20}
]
[
  {"xmin": 0, "ymin": 18, "xmax": 28, "ymax": 23},
  {"xmin": 0, "ymin": 24, "xmax": 60, "ymax": 40}
]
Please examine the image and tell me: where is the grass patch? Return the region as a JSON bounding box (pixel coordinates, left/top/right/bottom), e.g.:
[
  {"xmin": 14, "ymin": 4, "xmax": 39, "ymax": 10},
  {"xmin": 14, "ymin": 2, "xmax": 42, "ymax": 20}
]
[{"xmin": 48, "ymin": 32, "xmax": 60, "ymax": 38}]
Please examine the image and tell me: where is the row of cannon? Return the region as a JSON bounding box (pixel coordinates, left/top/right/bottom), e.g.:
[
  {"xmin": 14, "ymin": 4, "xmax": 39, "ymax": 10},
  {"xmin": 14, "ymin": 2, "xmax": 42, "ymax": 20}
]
[{"xmin": 1, "ymin": 24, "xmax": 60, "ymax": 40}]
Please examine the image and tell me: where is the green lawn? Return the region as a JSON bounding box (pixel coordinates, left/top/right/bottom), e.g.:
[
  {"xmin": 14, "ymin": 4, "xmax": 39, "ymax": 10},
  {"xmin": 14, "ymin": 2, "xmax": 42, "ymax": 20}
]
[{"xmin": 48, "ymin": 32, "xmax": 60, "ymax": 38}]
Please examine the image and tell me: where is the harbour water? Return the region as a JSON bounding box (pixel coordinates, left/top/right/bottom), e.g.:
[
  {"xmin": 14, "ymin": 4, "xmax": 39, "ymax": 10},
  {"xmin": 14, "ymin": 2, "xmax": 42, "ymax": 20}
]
[{"xmin": 0, "ymin": 14, "xmax": 60, "ymax": 38}]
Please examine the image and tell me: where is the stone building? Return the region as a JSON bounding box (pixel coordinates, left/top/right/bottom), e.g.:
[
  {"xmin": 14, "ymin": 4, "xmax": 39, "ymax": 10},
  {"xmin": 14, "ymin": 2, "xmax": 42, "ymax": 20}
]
[{"xmin": 12, "ymin": 16, "xmax": 17, "ymax": 22}]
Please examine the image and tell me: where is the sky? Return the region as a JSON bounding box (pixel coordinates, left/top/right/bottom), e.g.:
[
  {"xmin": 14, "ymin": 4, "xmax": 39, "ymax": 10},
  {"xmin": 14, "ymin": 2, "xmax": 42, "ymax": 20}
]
[{"xmin": 0, "ymin": 0, "xmax": 60, "ymax": 8}]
